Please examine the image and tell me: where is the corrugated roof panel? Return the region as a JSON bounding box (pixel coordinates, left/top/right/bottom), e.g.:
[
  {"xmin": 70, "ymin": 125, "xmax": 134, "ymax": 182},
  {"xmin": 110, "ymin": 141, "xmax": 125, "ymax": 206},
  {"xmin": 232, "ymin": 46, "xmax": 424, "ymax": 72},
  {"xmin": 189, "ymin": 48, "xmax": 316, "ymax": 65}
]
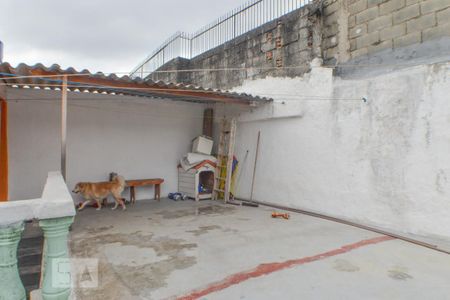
[{"xmin": 0, "ymin": 63, "xmax": 272, "ymax": 105}]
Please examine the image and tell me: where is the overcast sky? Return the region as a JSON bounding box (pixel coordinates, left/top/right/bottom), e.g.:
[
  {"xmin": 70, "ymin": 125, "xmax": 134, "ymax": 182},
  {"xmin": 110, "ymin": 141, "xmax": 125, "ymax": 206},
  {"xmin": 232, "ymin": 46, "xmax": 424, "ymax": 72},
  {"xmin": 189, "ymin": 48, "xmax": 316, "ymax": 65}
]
[{"xmin": 0, "ymin": 0, "xmax": 245, "ymax": 74}]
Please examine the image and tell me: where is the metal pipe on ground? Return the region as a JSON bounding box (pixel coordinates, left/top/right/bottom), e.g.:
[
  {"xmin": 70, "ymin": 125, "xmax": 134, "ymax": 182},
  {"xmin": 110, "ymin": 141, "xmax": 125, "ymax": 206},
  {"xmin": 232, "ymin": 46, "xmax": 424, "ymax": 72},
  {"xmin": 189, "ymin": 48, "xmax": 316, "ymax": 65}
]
[{"xmin": 236, "ymin": 198, "xmax": 450, "ymax": 255}]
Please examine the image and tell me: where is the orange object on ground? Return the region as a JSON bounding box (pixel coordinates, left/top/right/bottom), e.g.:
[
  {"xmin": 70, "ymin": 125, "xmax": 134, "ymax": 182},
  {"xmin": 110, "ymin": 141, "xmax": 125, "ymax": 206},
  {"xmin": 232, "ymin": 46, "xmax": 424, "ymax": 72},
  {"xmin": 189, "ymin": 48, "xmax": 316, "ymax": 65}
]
[{"xmin": 271, "ymin": 212, "xmax": 290, "ymax": 219}]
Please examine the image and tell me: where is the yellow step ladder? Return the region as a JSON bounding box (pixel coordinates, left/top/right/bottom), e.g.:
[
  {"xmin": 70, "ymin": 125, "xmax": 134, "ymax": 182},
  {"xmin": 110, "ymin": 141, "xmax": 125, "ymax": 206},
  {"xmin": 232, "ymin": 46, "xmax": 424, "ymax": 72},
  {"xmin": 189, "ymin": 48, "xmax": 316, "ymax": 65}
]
[{"xmin": 213, "ymin": 118, "xmax": 236, "ymax": 203}]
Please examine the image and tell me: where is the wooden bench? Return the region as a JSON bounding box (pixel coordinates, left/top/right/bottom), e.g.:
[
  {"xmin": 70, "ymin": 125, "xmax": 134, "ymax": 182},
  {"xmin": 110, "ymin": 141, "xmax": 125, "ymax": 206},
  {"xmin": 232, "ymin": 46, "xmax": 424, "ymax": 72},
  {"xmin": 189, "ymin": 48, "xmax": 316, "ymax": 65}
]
[{"xmin": 126, "ymin": 178, "xmax": 164, "ymax": 203}]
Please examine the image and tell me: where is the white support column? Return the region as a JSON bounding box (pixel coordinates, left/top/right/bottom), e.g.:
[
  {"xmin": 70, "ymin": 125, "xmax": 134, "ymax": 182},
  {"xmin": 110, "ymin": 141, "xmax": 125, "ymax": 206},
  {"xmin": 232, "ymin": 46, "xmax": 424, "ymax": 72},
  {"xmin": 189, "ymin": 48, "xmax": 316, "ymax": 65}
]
[{"xmin": 61, "ymin": 76, "xmax": 67, "ymax": 180}]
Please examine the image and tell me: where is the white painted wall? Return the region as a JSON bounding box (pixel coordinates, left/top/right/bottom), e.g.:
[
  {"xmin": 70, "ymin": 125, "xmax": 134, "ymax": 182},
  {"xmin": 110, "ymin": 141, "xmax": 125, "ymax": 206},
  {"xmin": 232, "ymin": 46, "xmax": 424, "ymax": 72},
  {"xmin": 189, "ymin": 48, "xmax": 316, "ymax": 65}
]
[
  {"xmin": 222, "ymin": 61, "xmax": 450, "ymax": 241},
  {"xmin": 7, "ymin": 88, "xmax": 204, "ymax": 202}
]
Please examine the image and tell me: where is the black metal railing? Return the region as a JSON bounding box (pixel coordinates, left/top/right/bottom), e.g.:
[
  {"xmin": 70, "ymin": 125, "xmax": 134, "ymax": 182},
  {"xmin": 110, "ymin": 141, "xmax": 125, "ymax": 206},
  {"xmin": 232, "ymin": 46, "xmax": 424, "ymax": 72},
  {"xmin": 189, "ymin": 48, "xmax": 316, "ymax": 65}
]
[{"xmin": 130, "ymin": 0, "xmax": 311, "ymax": 78}]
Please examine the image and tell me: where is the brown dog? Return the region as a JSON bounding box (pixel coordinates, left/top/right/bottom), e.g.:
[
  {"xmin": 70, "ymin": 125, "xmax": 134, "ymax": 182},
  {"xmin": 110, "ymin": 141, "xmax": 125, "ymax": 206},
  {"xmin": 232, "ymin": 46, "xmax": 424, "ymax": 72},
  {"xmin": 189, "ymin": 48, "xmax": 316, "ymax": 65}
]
[{"xmin": 73, "ymin": 174, "xmax": 126, "ymax": 211}]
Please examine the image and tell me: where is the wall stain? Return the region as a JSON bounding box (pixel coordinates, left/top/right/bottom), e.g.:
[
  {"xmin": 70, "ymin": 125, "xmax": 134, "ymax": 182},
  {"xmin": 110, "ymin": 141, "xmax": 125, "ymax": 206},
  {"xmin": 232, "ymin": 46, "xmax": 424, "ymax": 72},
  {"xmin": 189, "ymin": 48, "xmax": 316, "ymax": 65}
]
[
  {"xmin": 363, "ymin": 76, "xmax": 422, "ymax": 214},
  {"xmin": 423, "ymin": 114, "xmax": 432, "ymax": 147},
  {"xmin": 435, "ymin": 169, "xmax": 448, "ymax": 194}
]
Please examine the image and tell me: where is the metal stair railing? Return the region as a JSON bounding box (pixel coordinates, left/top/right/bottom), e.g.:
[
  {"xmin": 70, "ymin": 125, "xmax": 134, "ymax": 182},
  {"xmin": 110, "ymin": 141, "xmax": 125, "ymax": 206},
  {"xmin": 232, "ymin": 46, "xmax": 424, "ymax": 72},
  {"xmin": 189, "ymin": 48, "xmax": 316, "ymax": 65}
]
[{"xmin": 130, "ymin": 0, "xmax": 312, "ymax": 78}]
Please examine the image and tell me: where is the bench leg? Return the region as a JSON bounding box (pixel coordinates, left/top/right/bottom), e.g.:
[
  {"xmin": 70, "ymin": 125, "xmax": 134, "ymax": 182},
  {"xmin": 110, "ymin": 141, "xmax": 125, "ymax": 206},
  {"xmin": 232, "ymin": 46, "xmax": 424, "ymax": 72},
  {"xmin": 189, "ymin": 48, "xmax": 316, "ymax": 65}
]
[
  {"xmin": 154, "ymin": 184, "xmax": 160, "ymax": 201},
  {"xmin": 130, "ymin": 187, "xmax": 136, "ymax": 204},
  {"xmin": 129, "ymin": 187, "xmax": 132, "ymax": 203}
]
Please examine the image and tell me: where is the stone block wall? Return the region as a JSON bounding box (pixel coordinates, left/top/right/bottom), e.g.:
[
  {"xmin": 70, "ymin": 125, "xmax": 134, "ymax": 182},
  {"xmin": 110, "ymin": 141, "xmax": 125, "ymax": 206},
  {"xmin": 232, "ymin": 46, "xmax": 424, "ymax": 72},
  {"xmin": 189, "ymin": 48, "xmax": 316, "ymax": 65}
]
[
  {"xmin": 147, "ymin": 0, "xmax": 450, "ymax": 88},
  {"xmin": 150, "ymin": 3, "xmax": 322, "ymax": 90},
  {"xmin": 322, "ymin": 0, "xmax": 350, "ymax": 64},
  {"xmin": 323, "ymin": 0, "xmax": 450, "ymax": 62},
  {"xmin": 149, "ymin": 57, "xmax": 191, "ymax": 86}
]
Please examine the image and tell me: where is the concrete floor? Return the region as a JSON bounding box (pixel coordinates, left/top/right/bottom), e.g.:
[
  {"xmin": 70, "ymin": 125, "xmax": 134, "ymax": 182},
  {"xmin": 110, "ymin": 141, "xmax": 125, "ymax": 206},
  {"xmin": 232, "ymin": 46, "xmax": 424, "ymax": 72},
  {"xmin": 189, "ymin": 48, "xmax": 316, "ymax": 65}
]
[{"xmin": 69, "ymin": 199, "xmax": 450, "ymax": 300}]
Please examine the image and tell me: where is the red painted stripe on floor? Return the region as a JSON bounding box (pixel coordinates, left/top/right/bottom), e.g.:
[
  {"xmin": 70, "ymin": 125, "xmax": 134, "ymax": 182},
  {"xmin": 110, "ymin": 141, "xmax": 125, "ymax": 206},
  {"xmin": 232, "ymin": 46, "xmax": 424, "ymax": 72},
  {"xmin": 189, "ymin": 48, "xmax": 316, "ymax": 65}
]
[{"xmin": 177, "ymin": 235, "xmax": 394, "ymax": 300}]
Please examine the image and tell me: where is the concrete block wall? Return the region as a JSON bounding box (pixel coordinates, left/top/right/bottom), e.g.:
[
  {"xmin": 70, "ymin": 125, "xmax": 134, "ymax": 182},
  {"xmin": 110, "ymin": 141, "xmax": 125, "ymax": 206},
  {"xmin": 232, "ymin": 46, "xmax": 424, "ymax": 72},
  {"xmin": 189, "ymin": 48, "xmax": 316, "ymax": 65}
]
[
  {"xmin": 322, "ymin": 0, "xmax": 350, "ymax": 64},
  {"xmin": 147, "ymin": 0, "xmax": 450, "ymax": 87},
  {"xmin": 150, "ymin": 4, "xmax": 322, "ymax": 90},
  {"xmin": 150, "ymin": 57, "xmax": 191, "ymax": 85},
  {"xmin": 345, "ymin": 0, "xmax": 450, "ymax": 59}
]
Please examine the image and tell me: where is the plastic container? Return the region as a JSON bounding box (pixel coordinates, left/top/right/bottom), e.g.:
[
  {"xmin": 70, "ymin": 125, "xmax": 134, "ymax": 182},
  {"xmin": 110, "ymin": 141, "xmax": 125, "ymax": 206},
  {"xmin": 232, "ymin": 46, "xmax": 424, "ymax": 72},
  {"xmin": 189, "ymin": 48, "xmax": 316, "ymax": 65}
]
[{"xmin": 192, "ymin": 135, "xmax": 213, "ymax": 155}]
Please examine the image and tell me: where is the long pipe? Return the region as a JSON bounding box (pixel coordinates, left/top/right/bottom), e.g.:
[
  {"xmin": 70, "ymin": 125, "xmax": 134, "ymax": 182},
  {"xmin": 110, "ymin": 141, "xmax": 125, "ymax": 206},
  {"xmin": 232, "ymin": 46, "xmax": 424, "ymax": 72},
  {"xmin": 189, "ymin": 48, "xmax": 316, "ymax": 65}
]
[
  {"xmin": 249, "ymin": 131, "xmax": 260, "ymax": 201},
  {"xmin": 237, "ymin": 198, "xmax": 450, "ymax": 255},
  {"xmin": 61, "ymin": 75, "xmax": 67, "ymax": 180}
]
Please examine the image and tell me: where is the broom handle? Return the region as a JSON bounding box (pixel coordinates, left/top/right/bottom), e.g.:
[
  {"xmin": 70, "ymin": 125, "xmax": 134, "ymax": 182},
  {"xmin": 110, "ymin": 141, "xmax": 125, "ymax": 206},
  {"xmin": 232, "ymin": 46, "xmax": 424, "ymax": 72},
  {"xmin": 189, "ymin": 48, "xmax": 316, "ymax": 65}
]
[{"xmin": 250, "ymin": 131, "xmax": 261, "ymax": 201}]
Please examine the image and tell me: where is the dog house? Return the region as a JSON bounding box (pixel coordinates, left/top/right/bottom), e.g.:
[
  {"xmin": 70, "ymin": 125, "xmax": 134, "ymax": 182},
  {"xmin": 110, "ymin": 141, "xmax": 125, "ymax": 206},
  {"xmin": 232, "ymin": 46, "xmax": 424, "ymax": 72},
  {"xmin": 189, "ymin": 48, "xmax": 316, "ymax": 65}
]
[{"xmin": 178, "ymin": 160, "xmax": 215, "ymax": 201}]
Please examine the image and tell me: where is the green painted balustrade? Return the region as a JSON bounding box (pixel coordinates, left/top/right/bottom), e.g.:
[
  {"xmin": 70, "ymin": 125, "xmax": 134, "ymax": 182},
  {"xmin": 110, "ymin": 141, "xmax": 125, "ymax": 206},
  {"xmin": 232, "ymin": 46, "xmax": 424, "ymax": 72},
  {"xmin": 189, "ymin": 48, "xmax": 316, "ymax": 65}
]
[
  {"xmin": 0, "ymin": 172, "xmax": 76, "ymax": 300},
  {"xmin": 40, "ymin": 216, "xmax": 74, "ymax": 300},
  {"xmin": 0, "ymin": 222, "xmax": 26, "ymax": 300}
]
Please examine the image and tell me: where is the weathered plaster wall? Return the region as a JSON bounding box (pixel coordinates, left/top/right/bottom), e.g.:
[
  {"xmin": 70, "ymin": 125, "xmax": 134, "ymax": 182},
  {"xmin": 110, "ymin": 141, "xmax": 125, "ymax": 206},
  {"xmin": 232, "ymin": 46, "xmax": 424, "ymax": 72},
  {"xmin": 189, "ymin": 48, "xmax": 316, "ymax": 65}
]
[
  {"xmin": 6, "ymin": 88, "xmax": 204, "ymax": 202},
  {"xmin": 130, "ymin": 0, "xmax": 450, "ymax": 242},
  {"xmin": 217, "ymin": 60, "xmax": 450, "ymax": 241}
]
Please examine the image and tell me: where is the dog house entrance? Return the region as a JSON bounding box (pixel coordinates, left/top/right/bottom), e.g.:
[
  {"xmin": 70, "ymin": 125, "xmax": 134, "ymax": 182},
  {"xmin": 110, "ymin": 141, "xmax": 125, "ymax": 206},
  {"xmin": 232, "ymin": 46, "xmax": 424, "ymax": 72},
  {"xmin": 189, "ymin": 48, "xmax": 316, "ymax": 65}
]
[{"xmin": 199, "ymin": 170, "xmax": 214, "ymax": 196}]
